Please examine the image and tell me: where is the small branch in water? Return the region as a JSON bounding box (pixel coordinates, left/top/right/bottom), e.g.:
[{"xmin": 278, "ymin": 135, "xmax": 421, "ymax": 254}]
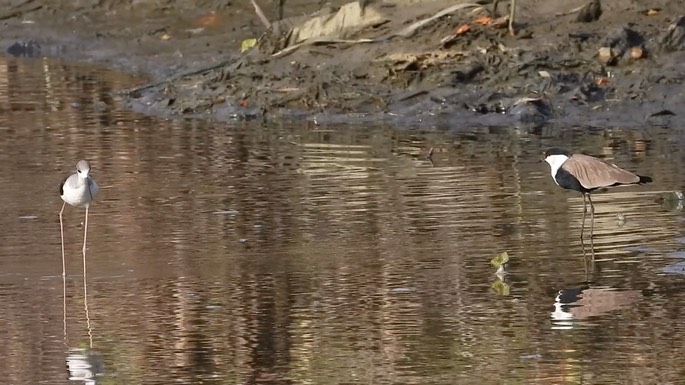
[
  {"xmin": 250, "ymin": 0, "xmax": 271, "ymax": 30},
  {"xmin": 426, "ymin": 147, "xmax": 434, "ymax": 160},
  {"xmin": 426, "ymin": 147, "xmax": 435, "ymax": 167}
]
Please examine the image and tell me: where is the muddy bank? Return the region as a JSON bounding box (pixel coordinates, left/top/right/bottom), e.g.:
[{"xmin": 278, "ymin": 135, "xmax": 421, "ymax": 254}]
[{"xmin": 2, "ymin": 0, "xmax": 685, "ymax": 127}]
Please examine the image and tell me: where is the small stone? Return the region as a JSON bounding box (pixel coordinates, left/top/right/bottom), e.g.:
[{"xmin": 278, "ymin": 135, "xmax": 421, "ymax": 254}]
[
  {"xmin": 597, "ymin": 46, "xmax": 619, "ymax": 65},
  {"xmin": 630, "ymin": 46, "xmax": 645, "ymax": 59}
]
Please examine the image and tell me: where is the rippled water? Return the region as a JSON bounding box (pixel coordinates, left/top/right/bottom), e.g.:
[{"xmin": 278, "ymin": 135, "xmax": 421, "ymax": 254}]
[{"xmin": 1, "ymin": 56, "xmax": 684, "ymax": 385}]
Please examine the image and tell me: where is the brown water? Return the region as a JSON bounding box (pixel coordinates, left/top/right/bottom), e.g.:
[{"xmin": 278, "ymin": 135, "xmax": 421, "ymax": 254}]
[{"xmin": 1, "ymin": 56, "xmax": 685, "ymax": 385}]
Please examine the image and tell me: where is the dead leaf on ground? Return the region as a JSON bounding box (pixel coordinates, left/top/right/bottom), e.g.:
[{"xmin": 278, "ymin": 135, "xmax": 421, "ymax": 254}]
[
  {"xmin": 643, "ymin": 8, "xmax": 660, "ymax": 16},
  {"xmin": 455, "ymin": 24, "xmax": 471, "ymax": 35},
  {"xmin": 440, "ymin": 24, "xmax": 470, "ymax": 44},
  {"xmin": 489, "ymin": 15, "xmax": 510, "ymax": 29},
  {"xmin": 538, "ymin": 70, "xmax": 552, "ymax": 78},
  {"xmin": 473, "ymin": 16, "xmax": 492, "ymax": 25},
  {"xmin": 472, "ymin": 15, "xmax": 508, "ymax": 29},
  {"xmin": 197, "ymin": 11, "xmax": 219, "ymax": 26},
  {"xmin": 241, "ymin": 38, "xmax": 257, "ymax": 53}
]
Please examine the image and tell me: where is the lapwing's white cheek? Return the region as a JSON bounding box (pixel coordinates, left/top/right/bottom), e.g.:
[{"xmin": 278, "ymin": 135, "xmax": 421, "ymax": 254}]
[{"xmin": 544, "ymin": 155, "xmax": 569, "ymax": 181}]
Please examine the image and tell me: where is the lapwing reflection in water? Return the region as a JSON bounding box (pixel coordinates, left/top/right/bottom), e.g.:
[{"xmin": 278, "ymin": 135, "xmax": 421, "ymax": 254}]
[{"xmin": 551, "ymin": 285, "xmax": 642, "ymax": 330}]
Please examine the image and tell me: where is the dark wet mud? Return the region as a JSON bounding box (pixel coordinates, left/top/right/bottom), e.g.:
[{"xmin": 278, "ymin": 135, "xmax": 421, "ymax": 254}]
[{"xmin": 2, "ymin": 0, "xmax": 685, "ymax": 127}]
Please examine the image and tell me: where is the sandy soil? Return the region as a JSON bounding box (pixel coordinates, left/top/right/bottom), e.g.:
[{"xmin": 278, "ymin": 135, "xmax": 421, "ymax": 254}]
[{"xmin": 2, "ymin": 0, "xmax": 684, "ymax": 127}]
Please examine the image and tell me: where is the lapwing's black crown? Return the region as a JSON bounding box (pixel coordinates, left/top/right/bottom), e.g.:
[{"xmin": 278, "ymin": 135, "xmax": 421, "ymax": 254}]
[{"xmin": 544, "ymin": 148, "xmax": 572, "ymax": 157}]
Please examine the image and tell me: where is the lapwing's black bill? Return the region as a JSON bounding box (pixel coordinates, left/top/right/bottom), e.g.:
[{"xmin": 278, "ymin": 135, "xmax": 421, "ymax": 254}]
[{"xmin": 542, "ymin": 148, "xmax": 652, "ymax": 240}]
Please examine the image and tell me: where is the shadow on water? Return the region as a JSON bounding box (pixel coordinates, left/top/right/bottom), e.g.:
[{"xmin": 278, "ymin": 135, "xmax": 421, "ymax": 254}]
[{"xmin": 0, "ymin": 57, "xmax": 684, "ymax": 384}]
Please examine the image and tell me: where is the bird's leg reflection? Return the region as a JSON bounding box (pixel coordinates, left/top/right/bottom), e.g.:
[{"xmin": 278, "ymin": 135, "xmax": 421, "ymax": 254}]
[
  {"xmin": 83, "ymin": 257, "xmax": 93, "ymax": 350},
  {"xmin": 63, "ymin": 258, "xmax": 103, "ymax": 383},
  {"xmin": 63, "ymin": 261, "xmax": 67, "ymax": 343}
]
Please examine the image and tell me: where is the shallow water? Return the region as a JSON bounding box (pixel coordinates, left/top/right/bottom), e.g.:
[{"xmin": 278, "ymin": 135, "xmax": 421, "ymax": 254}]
[{"xmin": 0, "ymin": 56, "xmax": 684, "ymax": 385}]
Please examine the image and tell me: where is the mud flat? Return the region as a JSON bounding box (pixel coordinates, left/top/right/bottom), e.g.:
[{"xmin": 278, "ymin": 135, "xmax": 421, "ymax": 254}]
[{"xmin": 2, "ymin": 0, "xmax": 685, "ymax": 127}]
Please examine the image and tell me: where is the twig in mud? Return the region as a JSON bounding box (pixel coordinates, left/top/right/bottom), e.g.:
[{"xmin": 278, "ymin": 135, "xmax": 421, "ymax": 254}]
[
  {"xmin": 392, "ymin": 3, "xmax": 481, "ymax": 38},
  {"xmin": 278, "ymin": 0, "xmax": 285, "ymax": 21},
  {"xmin": 250, "ymin": 0, "xmax": 271, "ymax": 29},
  {"xmin": 554, "ymin": 3, "xmax": 589, "ymax": 17},
  {"xmin": 396, "ymin": 90, "xmax": 429, "ymax": 103},
  {"xmin": 0, "ymin": 4, "xmax": 43, "ymax": 21},
  {"xmin": 117, "ymin": 56, "xmax": 244, "ymax": 96},
  {"xmin": 493, "ymin": 0, "xmax": 516, "ymax": 36},
  {"xmin": 509, "ymin": 0, "xmax": 516, "ymax": 36},
  {"xmin": 272, "ymin": 37, "xmax": 375, "ymax": 58}
]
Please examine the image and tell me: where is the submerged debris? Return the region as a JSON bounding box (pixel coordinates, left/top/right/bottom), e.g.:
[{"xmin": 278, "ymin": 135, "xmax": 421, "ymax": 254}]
[{"xmin": 490, "ymin": 251, "xmax": 510, "ymax": 269}]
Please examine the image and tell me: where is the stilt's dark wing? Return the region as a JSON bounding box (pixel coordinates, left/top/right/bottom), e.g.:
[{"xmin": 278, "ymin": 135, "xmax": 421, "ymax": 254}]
[
  {"xmin": 59, "ymin": 175, "xmax": 68, "ymax": 196},
  {"xmin": 563, "ymin": 154, "xmax": 640, "ymax": 189}
]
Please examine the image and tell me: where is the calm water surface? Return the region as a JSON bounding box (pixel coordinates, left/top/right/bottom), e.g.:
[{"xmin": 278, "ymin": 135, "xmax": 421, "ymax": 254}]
[{"xmin": 1, "ymin": 56, "xmax": 685, "ymax": 385}]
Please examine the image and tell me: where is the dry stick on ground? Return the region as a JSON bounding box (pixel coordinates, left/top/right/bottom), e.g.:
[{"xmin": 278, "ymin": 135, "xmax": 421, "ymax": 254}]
[
  {"xmin": 250, "ymin": 0, "xmax": 271, "ymax": 29},
  {"xmin": 492, "ymin": 0, "xmax": 517, "ymax": 35},
  {"xmin": 554, "ymin": 3, "xmax": 590, "ymax": 17},
  {"xmin": 278, "ymin": 0, "xmax": 285, "ymax": 21},
  {"xmin": 509, "ymin": 0, "xmax": 516, "ymax": 36},
  {"xmin": 393, "ymin": 3, "xmax": 481, "ymax": 38}
]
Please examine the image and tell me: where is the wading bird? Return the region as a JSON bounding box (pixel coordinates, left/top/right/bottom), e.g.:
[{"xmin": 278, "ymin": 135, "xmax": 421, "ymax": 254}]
[
  {"xmin": 59, "ymin": 160, "xmax": 99, "ymax": 278},
  {"xmin": 542, "ymin": 148, "xmax": 652, "ymax": 239}
]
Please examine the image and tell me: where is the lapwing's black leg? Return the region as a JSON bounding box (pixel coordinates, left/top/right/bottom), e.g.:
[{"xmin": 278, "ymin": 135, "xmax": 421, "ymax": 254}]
[
  {"xmin": 587, "ymin": 194, "xmax": 596, "ymax": 260},
  {"xmin": 587, "ymin": 194, "xmax": 595, "ymax": 239},
  {"xmin": 580, "ymin": 193, "xmax": 588, "ymax": 240}
]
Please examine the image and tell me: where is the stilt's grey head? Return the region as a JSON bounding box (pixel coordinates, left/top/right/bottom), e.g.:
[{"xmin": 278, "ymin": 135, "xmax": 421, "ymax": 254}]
[
  {"xmin": 76, "ymin": 160, "xmax": 91, "ymax": 179},
  {"xmin": 543, "ymin": 148, "xmax": 572, "ymax": 175}
]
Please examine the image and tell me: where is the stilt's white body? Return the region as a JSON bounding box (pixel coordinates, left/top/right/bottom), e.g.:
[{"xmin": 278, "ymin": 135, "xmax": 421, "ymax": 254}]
[
  {"xmin": 59, "ymin": 160, "xmax": 98, "ymax": 279},
  {"xmin": 61, "ymin": 172, "xmax": 98, "ymax": 207}
]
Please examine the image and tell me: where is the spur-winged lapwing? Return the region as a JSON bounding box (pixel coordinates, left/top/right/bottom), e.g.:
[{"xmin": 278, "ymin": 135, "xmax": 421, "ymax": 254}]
[{"xmin": 542, "ymin": 148, "xmax": 652, "ymax": 239}]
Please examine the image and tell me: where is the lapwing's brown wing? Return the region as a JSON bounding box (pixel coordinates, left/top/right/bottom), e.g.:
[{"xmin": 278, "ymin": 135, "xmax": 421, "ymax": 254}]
[{"xmin": 563, "ymin": 154, "xmax": 640, "ymax": 190}]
